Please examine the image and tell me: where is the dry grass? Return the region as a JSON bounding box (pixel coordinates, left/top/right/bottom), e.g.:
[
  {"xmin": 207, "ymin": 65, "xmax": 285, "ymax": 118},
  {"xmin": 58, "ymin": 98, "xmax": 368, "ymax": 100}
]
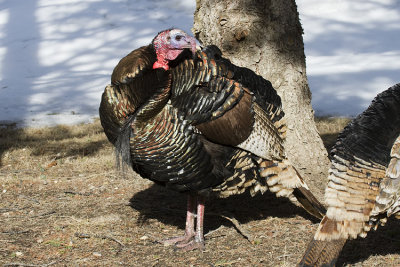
[
  {"xmin": 0, "ymin": 118, "xmax": 399, "ymax": 266},
  {"xmin": 315, "ymin": 116, "xmax": 351, "ymax": 152}
]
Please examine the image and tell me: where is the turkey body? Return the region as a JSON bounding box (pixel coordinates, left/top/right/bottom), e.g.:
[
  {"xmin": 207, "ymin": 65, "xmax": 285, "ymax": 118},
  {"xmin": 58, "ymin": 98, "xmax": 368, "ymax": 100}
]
[
  {"xmin": 101, "ymin": 45, "xmax": 284, "ymax": 195},
  {"xmin": 99, "ymin": 30, "xmax": 325, "ymax": 251},
  {"xmin": 299, "ymin": 83, "xmax": 400, "ymax": 266}
]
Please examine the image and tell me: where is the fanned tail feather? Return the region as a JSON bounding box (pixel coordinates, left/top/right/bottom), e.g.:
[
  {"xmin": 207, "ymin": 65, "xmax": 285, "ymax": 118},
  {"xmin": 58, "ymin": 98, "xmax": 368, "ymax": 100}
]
[
  {"xmin": 259, "ymin": 160, "xmax": 326, "ymax": 219},
  {"xmin": 293, "ymin": 186, "xmax": 326, "ymax": 220}
]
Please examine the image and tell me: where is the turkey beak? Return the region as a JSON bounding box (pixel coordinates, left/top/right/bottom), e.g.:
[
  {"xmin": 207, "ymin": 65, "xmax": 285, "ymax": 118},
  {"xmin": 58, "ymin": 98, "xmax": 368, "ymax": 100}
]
[{"xmin": 184, "ymin": 36, "xmax": 197, "ymax": 56}]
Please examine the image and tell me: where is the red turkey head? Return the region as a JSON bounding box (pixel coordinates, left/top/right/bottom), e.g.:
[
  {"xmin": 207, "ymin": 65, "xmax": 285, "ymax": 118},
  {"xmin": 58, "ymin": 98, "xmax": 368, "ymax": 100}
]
[{"xmin": 152, "ymin": 28, "xmax": 197, "ymax": 70}]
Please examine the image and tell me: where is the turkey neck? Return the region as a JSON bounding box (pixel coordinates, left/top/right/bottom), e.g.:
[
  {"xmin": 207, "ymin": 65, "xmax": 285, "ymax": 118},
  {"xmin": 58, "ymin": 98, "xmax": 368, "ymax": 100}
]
[{"xmin": 131, "ymin": 71, "xmax": 172, "ymax": 124}]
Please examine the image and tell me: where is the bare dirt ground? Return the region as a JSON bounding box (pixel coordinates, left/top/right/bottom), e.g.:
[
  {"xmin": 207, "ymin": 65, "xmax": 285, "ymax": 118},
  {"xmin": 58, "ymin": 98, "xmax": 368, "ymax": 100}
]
[{"xmin": 1, "ymin": 119, "xmax": 399, "ymax": 267}]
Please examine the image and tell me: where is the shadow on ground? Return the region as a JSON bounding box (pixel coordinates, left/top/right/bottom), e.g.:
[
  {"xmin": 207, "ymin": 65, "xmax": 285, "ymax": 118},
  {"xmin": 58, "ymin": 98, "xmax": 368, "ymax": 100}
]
[
  {"xmin": 337, "ymin": 217, "xmax": 400, "ymax": 265},
  {"xmin": 0, "ymin": 122, "xmax": 108, "ymax": 167},
  {"xmin": 130, "ymin": 183, "xmax": 400, "ymax": 265},
  {"xmin": 129, "ymin": 183, "xmax": 319, "ymax": 235}
]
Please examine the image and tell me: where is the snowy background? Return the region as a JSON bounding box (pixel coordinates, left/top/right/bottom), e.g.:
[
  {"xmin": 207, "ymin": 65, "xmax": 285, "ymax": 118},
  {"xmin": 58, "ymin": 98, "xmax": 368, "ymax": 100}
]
[{"xmin": 0, "ymin": 0, "xmax": 399, "ymax": 127}]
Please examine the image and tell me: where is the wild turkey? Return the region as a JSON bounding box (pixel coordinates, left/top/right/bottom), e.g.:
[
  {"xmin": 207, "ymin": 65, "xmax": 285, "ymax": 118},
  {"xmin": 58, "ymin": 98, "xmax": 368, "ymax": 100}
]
[
  {"xmin": 299, "ymin": 83, "xmax": 400, "ymax": 266},
  {"xmin": 99, "ymin": 28, "xmax": 325, "ymax": 251}
]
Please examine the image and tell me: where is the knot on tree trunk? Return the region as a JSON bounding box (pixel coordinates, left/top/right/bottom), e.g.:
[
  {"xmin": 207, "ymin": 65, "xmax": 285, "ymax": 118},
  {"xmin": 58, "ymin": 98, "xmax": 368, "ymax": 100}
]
[{"xmin": 234, "ymin": 29, "xmax": 249, "ymax": 42}]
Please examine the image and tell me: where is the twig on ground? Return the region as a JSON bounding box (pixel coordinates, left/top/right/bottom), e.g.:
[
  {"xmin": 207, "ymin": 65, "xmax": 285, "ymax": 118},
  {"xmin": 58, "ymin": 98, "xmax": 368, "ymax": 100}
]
[
  {"xmin": 95, "ymin": 234, "xmax": 125, "ymax": 247},
  {"xmin": 31, "ymin": 211, "xmax": 56, "ymax": 218},
  {"xmin": 74, "ymin": 232, "xmax": 91, "ymax": 238},
  {"xmin": 1, "ymin": 230, "xmax": 29, "ymax": 235},
  {"xmin": 3, "ymin": 260, "xmax": 57, "ymax": 267},
  {"xmin": 74, "ymin": 232, "xmax": 125, "ymax": 247},
  {"xmin": 208, "ymin": 212, "xmax": 254, "ymax": 243},
  {"xmin": 64, "ymin": 191, "xmax": 92, "ymax": 196},
  {"xmin": 204, "ymin": 225, "xmax": 225, "ymax": 237}
]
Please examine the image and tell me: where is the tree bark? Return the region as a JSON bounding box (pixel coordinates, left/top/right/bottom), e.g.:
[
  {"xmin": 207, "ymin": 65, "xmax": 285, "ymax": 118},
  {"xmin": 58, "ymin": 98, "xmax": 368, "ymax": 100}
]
[{"xmin": 193, "ymin": 0, "xmax": 329, "ymax": 200}]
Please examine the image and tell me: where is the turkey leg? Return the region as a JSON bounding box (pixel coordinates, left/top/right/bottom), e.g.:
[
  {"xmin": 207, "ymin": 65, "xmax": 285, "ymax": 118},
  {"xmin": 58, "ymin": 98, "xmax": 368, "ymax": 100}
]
[
  {"xmin": 160, "ymin": 194, "xmax": 206, "ymax": 251},
  {"xmin": 161, "ymin": 193, "xmax": 196, "ymax": 246},
  {"xmin": 176, "ymin": 194, "xmax": 205, "ymax": 251}
]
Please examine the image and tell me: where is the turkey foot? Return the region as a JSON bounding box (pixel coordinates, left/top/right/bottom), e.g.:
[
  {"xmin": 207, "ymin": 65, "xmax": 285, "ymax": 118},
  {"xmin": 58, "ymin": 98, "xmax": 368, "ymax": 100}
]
[
  {"xmin": 175, "ymin": 195, "xmax": 205, "ymax": 251},
  {"xmin": 160, "ymin": 194, "xmax": 196, "ymax": 247},
  {"xmin": 161, "ymin": 194, "xmax": 206, "ymax": 251},
  {"xmin": 160, "ymin": 232, "xmax": 195, "ymax": 246},
  {"xmin": 175, "ymin": 236, "xmax": 205, "ymax": 251}
]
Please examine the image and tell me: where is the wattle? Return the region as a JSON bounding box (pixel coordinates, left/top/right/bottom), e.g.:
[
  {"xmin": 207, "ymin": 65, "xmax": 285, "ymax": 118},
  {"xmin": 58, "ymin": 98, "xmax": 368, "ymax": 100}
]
[{"xmin": 153, "ymin": 61, "xmax": 169, "ymax": 70}]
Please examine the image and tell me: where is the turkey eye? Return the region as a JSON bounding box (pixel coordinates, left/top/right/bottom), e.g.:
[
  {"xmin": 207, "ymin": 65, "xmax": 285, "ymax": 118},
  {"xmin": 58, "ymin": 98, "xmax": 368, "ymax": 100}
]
[{"xmin": 175, "ymin": 35, "xmax": 182, "ymax": 41}]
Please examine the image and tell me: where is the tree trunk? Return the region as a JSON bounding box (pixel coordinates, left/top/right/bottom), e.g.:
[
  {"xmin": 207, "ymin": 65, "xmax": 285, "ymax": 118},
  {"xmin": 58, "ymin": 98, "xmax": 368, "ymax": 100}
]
[{"xmin": 193, "ymin": 0, "xmax": 329, "ymax": 200}]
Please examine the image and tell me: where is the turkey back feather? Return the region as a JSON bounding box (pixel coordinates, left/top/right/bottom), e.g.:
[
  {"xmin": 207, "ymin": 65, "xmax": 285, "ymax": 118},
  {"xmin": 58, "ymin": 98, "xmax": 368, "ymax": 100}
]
[
  {"xmin": 332, "ymin": 84, "xmax": 400, "ymax": 167},
  {"xmin": 170, "ymin": 45, "xmax": 285, "ymax": 157},
  {"xmin": 111, "ymin": 45, "xmax": 156, "ymax": 85}
]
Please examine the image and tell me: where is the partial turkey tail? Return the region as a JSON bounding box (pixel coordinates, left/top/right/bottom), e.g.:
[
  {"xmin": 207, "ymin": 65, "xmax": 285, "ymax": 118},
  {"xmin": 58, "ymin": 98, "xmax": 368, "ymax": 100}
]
[
  {"xmin": 99, "ymin": 84, "xmax": 135, "ymax": 170},
  {"xmin": 298, "ymin": 237, "xmax": 346, "ymax": 267},
  {"xmin": 259, "ymin": 160, "xmax": 326, "ymax": 219},
  {"xmin": 299, "ymin": 216, "xmax": 349, "ymax": 266}
]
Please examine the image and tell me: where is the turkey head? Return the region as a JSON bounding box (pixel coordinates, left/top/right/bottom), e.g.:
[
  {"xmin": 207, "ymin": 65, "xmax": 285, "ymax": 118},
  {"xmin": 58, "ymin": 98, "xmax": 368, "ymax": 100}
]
[{"xmin": 152, "ymin": 28, "xmax": 197, "ymax": 70}]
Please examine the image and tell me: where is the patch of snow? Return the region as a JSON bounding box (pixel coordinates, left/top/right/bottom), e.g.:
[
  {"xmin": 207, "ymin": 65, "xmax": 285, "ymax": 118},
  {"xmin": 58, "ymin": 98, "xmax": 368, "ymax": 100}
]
[
  {"xmin": 0, "ymin": 0, "xmax": 399, "ymax": 127},
  {"xmin": 0, "ymin": 0, "xmax": 195, "ymax": 127},
  {"xmin": 297, "ymin": 0, "xmax": 400, "ymax": 116}
]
